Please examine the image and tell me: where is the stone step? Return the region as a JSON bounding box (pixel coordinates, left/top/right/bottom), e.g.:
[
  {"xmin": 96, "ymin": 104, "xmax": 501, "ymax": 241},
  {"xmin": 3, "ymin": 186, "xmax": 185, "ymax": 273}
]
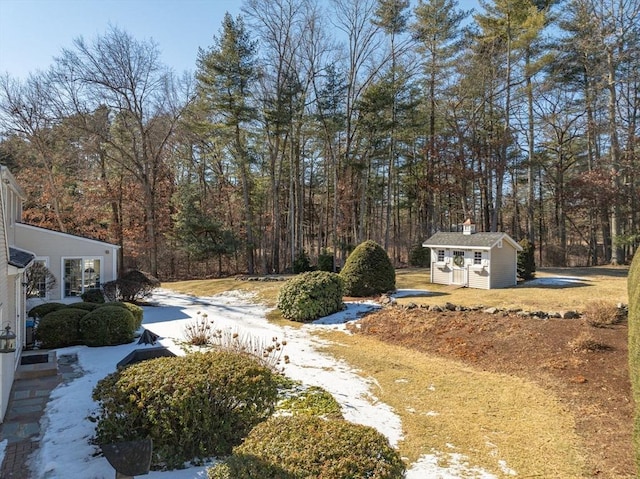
[{"xmin": 16, "ymin": 351, "xmax": 58, "ymax": 379}]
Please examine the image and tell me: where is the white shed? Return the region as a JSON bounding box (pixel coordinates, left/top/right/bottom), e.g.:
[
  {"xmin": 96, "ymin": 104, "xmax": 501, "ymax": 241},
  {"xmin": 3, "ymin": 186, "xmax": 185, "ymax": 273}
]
[{"xmin": 422, "ymin": 221, "xmax": 522, "ymax": 289}]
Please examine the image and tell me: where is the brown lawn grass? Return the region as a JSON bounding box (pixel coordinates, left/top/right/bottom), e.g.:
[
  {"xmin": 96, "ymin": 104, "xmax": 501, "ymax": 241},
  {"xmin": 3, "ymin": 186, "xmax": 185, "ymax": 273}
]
[
  {"xmin": 162, "ymin": 266, "xmax": 629, "ymax": 477},
  {"xmin": 318, "ymin": 331, "xmax": 586, "ymax": 478},
  {"xmin": 395, "ymin": 266, "xmax": 629, "ymax": 311}
]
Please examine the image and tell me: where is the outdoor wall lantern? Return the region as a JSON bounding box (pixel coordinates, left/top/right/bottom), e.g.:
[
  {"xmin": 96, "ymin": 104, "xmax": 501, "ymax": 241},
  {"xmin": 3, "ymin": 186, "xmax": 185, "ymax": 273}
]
[{"xmin": 0, "ymin": 324, "xmax": 16, "ymax": 353}]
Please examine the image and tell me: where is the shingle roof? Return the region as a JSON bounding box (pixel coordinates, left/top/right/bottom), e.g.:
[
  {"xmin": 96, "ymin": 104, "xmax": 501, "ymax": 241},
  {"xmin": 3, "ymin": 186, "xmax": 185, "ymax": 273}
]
[
  {"xmin": 422, "ymin": 232, "xmax": 522, "ymax": 251},
  {"xmin": 9, "ymin": 246, "xmax": 35, "ymax": 268}
]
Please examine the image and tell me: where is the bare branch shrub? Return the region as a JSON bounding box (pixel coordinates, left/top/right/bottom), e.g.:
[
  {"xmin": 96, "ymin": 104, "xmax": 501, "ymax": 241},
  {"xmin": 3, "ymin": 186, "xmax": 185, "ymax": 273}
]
[
  {"xmin": 568, "ymin": 332, "xmax": 612, "ymax": 353},
  {"xmin": 584, "ymin": 300, "xmax": 624, "ymax": 328},
  {"xmin": 182, "ymin": 313, "xmax": 287, "ymax": 370}
]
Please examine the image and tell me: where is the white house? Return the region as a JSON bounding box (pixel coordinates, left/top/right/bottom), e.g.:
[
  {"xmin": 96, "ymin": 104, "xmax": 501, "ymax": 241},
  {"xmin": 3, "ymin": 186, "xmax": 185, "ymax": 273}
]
[
  {"xmin": 422, "ymin": 220, "xmax": 523, "ymax": 290},
  {"xmin": 0, "ymin": 165, "xmax": 120, "ymax": 421}
]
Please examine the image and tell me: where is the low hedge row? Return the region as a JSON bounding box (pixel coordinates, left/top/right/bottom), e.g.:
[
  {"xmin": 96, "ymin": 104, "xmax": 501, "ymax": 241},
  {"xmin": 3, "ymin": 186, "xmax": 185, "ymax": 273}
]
[{"xmin": 30, "ymin": 301, "xmax": 143, "ymax": 348}]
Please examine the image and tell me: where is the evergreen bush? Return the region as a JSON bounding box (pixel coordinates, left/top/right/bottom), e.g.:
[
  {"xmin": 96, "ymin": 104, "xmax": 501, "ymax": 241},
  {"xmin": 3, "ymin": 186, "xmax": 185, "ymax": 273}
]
[
  {"xmin": 517, "ymin": 238, "xmax": 536, "ymax": 280},
  {"xmin": 629, "ymin": 249, "xmax": 640, "ymax": 469},
  {"xmin": 409, "ymin": 244, "xmax": 430, "ymax": 267},
  {"xmin": 36, "ymin": 308, "xmax": 88, "ymax": 348},
  {"xmin": 28, "ymin": 302, "xmax": 66, "ymax": 319},
  {"xmin": 92, "ymin": 351, "xmax": 278, "ymax": 470},
  {"xmin": 81, "ymin": 288, "xmax": 105, "ymax": 303},
  {"xmin": 293, "ymin": 250, "xmax": 313, "ymax": 274},
  {"xmin": 207, "ymin": 415, "xmax": 405, "ymax": 479},
  {"xmin": 97, "ymin": 302, "xmax": 144, "ymax": 330},
  {"xmin": 277, "ymin": 271, "xmax": 344, "ymax": 322},
  {"xmin": 79, "ymin": 306, "xmax": 136, "ymax": 347},
  {"xmin": 339, "ymin": 240, "xmax": 395, "ymax": 297},
  {"xmin": 68, "ymin": 302, "xmax": 100, "ymax": 312},
  {"xmin": 317, "ymin": 250, "xmax": 335, "ymax": 272}
]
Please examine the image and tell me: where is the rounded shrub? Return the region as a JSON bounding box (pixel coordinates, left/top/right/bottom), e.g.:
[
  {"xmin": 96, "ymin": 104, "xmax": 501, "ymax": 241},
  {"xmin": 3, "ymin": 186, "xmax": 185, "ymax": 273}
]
[
  {"xmin": 92, "ymin": 351, "xmax": 278, "ymax": 470},
  {"xmin": 81, "ymin": 288, "xmax": 105, "ymax": 303},
  {"xmin": 28, "ymin": 302, "xmax": 66, "ymax": 319},
  {"xmin": 208, "ymin": 415, "xmax": 406, "ymax": 479},
  {"xmin": 340, "ymin": 240, "xmax": 395, "ymax": 297},
  {"xmin": 277, "ymin": 271, "xmax": 344, "ymax": 322},
  {"xmin": 36, "ymin": 308, "xmax": 88, "ymax": 348},
  {"xmin": 97, "ymin": 302, "xmax": 143, "ymax": 330},
  {"xmin": 67, "ymin": 302, "xmax": 99, "ymax": 312},
  {"xmin": 79, "ymin": 306, "xmax": 136, "ymax": 347}
]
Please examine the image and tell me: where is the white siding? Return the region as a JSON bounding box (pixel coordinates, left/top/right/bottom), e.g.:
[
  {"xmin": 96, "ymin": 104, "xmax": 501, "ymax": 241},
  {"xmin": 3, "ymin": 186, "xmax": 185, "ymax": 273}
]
[
  {"xmin": 0, "ymin": 174, "xmax": 16, "ymax": 422},
  {"xmin": 15, "ymin": 224, "xmax": 119, "ymax": 301},
  {"xmin": 489, "ymin": 243, "xmax": 518, "ymax": 288}
]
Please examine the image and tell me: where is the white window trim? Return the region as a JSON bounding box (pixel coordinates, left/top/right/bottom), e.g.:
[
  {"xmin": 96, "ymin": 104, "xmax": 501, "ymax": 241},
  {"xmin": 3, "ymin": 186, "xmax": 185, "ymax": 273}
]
[
  {"xmin": 32, "ymin": 257, "xmax": 51, "ymax": 300},
  {"xmin": 61, "ymin": 256, "xmax": 104, "ymax": 298}
]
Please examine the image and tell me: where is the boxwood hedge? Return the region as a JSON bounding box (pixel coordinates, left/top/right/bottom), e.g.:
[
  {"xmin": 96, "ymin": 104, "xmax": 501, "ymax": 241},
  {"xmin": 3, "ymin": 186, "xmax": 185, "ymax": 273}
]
[
  {"xmin": 36, "ymin": 308, "xmax": 88, "ymax": 348},
  {"xmin": 208, "ymin": 415, "xmax": 406, "ymax": 479},
  {"xmin": 28, "ymin": 302, "xmax": 66, "ymax": 319},
  {"xmin": 97, "ymin": 302, "xmax": 143, "ymax": 330},
  {"xmin": 79, "ymin": 306, "xmax": 136, "ymax": 347},
  {"xmin": 92, "ymin": 351, "xmax": 278, "ymax": 470},
  {"xmin": 277, "ymin": 271, "xmax": 344, "ymax": 322}
]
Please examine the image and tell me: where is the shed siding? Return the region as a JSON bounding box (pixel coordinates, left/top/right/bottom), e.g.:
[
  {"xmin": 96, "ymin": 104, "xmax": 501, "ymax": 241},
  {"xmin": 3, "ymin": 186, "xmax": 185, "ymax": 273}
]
[
  {"xmin": 432, "ymin": 264, "xmax": 450, "ymax": 285},
  {"xmin": 489, "ymin": 244, "xmax": 517, "ymax": 288}
]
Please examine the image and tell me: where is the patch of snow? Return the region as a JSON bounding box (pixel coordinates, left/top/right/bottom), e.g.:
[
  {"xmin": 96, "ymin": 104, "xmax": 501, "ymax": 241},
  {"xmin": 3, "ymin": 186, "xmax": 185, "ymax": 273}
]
[
  {"xmin": 524, "ymin": 276, "xmax": 587, "ymax": 287},
  {"xmin": 30, "ymin": 288, "xmax": 504, "ymax": 478},
  {"xmin": 0, "ymin": 439, "xmax": 6, "ymax": 468},
  {"xmin": 408, "ymin": 453, "xmax": 499, "ymax": 479},
  {"xmin": 392, "ymin": 289, "xmax": 432, "ymax": 298}
]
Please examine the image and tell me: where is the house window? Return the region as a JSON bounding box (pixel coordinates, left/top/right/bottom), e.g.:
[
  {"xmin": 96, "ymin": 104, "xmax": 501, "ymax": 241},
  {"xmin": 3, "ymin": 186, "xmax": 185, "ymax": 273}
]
[
  {"xmin": 453, "ymin": 250, "xmax": 465, "ymax": 267},
  {"xmin": 63, "ymin": 258, "xmax": 101, "ymax": 297},
  {"xmin": 437, "ymin": 249, "xmax": 445, "ymax": 262},
  {"xmin": 31, "ymin": 258, "xmax": 49, "ymax": 298},
  {"xmin": 474, "ymin": 252, "xmax": 482, "ymax": 265}
]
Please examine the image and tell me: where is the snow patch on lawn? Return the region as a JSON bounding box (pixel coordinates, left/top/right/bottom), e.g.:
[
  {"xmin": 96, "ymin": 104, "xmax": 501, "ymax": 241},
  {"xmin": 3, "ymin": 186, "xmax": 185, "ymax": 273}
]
[{"xmin": 30, "ymin": 288, "xmax": 507, "ymax": 478}]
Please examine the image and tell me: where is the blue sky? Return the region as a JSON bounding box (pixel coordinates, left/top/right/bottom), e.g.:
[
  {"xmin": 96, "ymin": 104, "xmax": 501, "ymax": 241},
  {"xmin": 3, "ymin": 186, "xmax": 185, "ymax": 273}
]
[
  {"xmin": 0, "ymin": 0, "xmax": 479, "ymax": 81},
  {"xmin": 0, "ymin": 0, "xmax": 242, "ymax": 79}
]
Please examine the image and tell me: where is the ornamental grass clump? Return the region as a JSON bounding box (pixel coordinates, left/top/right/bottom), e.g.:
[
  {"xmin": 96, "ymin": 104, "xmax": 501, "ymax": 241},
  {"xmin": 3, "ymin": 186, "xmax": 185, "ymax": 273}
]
[
  {"xmin": 207, "ymin": 415, "xmax": 406, "ymax": 479},
  {"xmin": 92, "ymin": 351, "xmax": 278, "ymax": 470},
  {"xmin": 277, "ymin": 271, "xmax": 344, "ymax": 322},
  {"xmin": 340, "ymin": 240, "xmax": 395, "ymax": 297},
  {"xmin": 184, "ymin": 311, "xmax": 214, "ymax": 345}
]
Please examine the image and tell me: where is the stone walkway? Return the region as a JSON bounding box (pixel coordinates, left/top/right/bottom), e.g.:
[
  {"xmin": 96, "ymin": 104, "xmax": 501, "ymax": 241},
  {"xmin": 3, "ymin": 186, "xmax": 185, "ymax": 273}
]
[{"xmin": 0, "ymin": 352, "xmax": 79, "ymax": 478}]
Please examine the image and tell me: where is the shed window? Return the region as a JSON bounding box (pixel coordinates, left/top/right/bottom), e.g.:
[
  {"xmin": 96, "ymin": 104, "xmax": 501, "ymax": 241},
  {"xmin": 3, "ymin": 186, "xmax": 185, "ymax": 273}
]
[
  {"xmin": 474, "ymin": 252, "xmax": 482, "ymax": 265},
  {"xmin": 437, "ymin": 249, "xmax": 445, "ymax": 262}
]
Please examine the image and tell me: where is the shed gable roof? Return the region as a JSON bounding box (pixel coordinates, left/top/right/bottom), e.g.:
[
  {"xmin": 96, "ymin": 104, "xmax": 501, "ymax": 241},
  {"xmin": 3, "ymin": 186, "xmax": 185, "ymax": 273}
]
[{"xmin": 422, "ymin": 232, "xmax": 523, "ymax": 251}]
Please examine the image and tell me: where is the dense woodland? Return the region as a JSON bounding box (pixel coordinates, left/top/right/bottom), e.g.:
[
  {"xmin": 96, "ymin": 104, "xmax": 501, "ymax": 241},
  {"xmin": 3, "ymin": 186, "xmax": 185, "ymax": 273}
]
[{"xmin": 0, "ymin": 0, "xmax": 638, "ymax": 280}]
